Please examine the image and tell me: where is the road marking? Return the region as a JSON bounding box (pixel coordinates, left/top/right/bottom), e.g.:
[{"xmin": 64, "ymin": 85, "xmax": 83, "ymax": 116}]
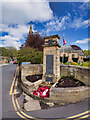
[
  {"xmin": 11, "ymin": 81, "xmax": 29, "ymax": 119},
  {"xmin": 74, "ymin": 114, "xmax": 90, "ymax": 120},
  {"xmin": 67, "ymin": 110, "xmax": 90, "ymax": 119},
  {"xmin": 9, "ymin": 70, "xmax": 16, "ymax": 95},
  {"xmin": 10, "ymin": 67, "xmax": 90, "ymax": 120},
  {"xmin": 14, "ymin": 78, "xmax": 42, "ymax": 120},
  {"xmin": 12, "ymin": 94, "xmax": 17, "ymax": 111},
  {"xmin": 80, "ymin": 114, "xmax": 90, "ymax": 118}
]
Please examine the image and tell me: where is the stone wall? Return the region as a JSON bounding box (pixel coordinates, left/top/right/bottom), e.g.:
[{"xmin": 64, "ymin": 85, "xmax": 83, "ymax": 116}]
[
  {"xmin": 21, "ymin": 64, "xmax": 43, "ymax": 92},
  {"xmin": 21, "ymin": 64, "xmax": 43, "ymax": 77},
  {"xmin": 60, "ymin": 64, "xmax": 90, "ymax": 86},
  {"xmin": 50, "ymin": 86, "xmax": 90, "ymax": 104},
  {"xmin": 21, "ymin": 64, "xmax": 90, "ymax": 87}
]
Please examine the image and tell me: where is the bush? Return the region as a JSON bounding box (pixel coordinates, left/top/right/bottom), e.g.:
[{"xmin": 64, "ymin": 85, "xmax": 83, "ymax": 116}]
[
  {"xmin": 2, "ymin": 57, "xmax": 4, "ymax": 60},
  {"xmin": 65, "ymin": 62, "xmax": 70, "ymax": 65},
  {"xmin": 82, "ymin": 62, "xmax": 90, "ymax": 67},
  {"xmin": 70, "ymin": 62, "xmax": 77, "ymax": 65},
  {"xmin": 77, "ymin": 63, "xmax": 81, "ymax": 66},
  {"xmin": 17, "ymin": 47, "xmax": 43, "ymax": 65}
]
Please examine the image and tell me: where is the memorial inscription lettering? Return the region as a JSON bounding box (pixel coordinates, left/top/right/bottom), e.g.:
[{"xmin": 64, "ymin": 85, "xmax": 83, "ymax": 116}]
[
  {"xmin": 46, "ymin": 55, "xmax": 53, "ymax": 74},
  {"xmin": 46, "ymin": 77, "xmax": 53, "ymax": 82}
]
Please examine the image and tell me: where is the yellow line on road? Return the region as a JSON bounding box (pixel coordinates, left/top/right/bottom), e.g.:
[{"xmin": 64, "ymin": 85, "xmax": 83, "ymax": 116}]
[
  {"xmin": 67, "ymin": 110, "xmax": 90, "ymax": 119},
  {"xmin": 9, "ymin": 71, "xmax": 16, "ymax": 95},
  {"xmin": 14, "ymin": 78, "xmax": 42, "ymax": 120},
  {"xmin": 80, "ymin": 114, "xmax": 90, "ymax": 118},
  {"xmin": 74, "ymin": 114, "xmax": 90, "ymax": 120},
  {"xmin": 12, "ymin": 80, "xmax": 29, "ymax": 119},
  {"xmin": 12, "ymin": 94, "xmax": 17, "ymax": 111}
]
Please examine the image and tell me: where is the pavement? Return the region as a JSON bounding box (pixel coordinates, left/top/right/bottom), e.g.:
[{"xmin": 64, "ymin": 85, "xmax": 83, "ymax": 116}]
[{"xmin": 1, "ymin": 64, "xmax": 90, "ymax": 120}]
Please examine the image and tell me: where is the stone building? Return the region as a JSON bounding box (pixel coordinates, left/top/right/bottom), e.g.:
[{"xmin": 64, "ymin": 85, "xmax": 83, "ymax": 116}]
[{"xmin": 60, "ymin": 45, "xmax": 86, "ymax": 63}]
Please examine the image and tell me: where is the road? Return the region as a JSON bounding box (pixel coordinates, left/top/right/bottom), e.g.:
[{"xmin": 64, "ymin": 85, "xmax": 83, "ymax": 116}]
[
  {"xmin": 1, "ymin": 64, "xmax": 90, "ymax": 120},
  {"xmin": 2, "ymin": 64, "xmax": 19, "ymax": 119}
]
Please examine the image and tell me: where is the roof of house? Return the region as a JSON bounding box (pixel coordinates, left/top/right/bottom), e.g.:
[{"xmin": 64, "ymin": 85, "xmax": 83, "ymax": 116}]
[{"xmin": 60, "ymin": 45, "xmax": 86, "ymax": 56}]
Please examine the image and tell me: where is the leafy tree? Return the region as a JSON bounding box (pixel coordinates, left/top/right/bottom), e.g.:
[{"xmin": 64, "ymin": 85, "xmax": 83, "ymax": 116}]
[
  {"xmin": 84, "ymin": 50, "xmax": 90, "ymax": 56},
  {"xmin": 1, "ymin": 47, "xmax": 8, "ymax": 56},
  {"xmin": 0, "ymin": 46, "xmax": 18, "ymax": 59},
  {"xmin": 17, "ymin": 47, "xmax": 43, "ymax": 64},
  {"xmin": 25, "ymin": 32, "xmax": 45, "ymax": 52},
  {"xmin": 6, "ymin": 46, "xmax": 18, "ymax": 59}
]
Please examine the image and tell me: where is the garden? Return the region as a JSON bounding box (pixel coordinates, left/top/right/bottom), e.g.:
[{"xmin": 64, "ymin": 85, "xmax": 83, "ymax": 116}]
[{"xmin": 60, "ymin": 61, "xmax": 90, "ymax": 67}]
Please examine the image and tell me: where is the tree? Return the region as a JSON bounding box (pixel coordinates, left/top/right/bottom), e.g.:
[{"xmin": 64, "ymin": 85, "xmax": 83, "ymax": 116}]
[
  {"xmin": 84, "ymin": 50, "xmax": 90, "ymax": 56},
  {"xmin": 0, "ymin": 46, "xmax": 18, "ymax": 59},
  {"xmin": 17, "ymin": 47, "xmax": 43, "ymax": 64},
  {"xmin": 6, "ymin": 46, "xmax": 18, "ymax": 59},
  {"xmin": 25, "ymin": 32, "xmax": 45, "ymax": 52}
]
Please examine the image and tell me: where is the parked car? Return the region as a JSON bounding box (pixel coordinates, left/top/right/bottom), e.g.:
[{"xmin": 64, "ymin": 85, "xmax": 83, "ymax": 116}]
[{"xmin": 13, "ymin": 60, "xmax": 18, "ymax": 64}]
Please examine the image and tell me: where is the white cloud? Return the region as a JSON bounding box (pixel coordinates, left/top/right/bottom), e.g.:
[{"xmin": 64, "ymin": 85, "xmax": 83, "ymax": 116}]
[
  {"xmin": 70, "ymin": 18, "xmax": 88, "ymax": 29},
  {"xmin": 79, "ymin": 2, "xmax": 88, "ymax": 10},
  {"xmin": 0, "ymin": 35, "xmax": 21, "ymax": 49},
  {"xmin": 0, "ymin": 24, "xmax": 30, "ymax": 39},
  {"xmin": 73, "ymin": 38, "xmax": 90, "ymax": 44},
  {"xmin": 1, "ymin": 0, "xmax": 53, "ymax": 24},
  {"xmin": 45, "ymin": 13, "xmax": 71, "ymax": 33},
  {"xmin": 0, "ymin": 23, "xmax": 31, "ymax": 49}
]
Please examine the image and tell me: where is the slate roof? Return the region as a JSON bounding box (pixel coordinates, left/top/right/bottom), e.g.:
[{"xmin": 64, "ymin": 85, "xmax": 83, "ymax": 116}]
[{"xmin": 60, "ymin": 45, "xmax": 86, "ymax": 56}]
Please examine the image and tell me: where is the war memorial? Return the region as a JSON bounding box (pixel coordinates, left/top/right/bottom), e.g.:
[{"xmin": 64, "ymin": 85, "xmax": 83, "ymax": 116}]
[{"xmin": 21, "ymin": 33, "xmax": 90, "ymax": 111}]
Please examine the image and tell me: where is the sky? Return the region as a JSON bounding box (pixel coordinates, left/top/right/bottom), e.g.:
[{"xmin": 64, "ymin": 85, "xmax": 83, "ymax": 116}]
[{"xmin": 0, "ymin": 0, "xmax": 90, "ymax": 50}]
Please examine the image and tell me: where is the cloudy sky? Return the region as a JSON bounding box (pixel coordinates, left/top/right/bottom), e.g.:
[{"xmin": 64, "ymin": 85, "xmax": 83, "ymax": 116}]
[{"xmin": 0, "ymin": 0, "xmax": 89, "ymax": 50}]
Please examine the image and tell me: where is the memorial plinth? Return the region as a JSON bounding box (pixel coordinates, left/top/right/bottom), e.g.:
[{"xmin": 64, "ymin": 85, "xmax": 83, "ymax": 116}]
[{"xmin": 43, "ymin": 35, "xmax": 61, "ymax": 83}]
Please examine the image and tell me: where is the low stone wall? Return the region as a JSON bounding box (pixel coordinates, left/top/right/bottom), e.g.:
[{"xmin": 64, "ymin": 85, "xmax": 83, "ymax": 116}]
[
  {"xmin": 21, "ymin": 64, "xmax": 90, "ymax": 86},
  {"xmin": 21, "ymin": 64, "xmax": 43, "ymax": 77},
  {"xmin": 60, "ymin": 64, "xmax": 90, "ymax": 86},
  {"xmin": 50, "ymin": 86, "xmax": 90, "ymax": 104},
  {"xmin": 21, "ymin": 64, "xmax": 43, "ymax": 94}
]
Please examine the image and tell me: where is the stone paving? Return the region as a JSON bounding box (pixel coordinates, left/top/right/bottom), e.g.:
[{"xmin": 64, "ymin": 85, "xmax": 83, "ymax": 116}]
[{"xmin": 23, "ymin": 94, "xmax": 41, "ymax": 111}]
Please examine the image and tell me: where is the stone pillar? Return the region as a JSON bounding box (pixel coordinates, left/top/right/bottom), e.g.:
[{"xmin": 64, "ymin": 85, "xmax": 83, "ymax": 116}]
[
  {"xmin": 43, "ymin": 35, "xmax": 61, "ymax": 83},
  {"xmin": 78, "ymin": 56, "xmax": 83, "ymax": 64},
  {"xmin": 68, "ymin": 53, "xmax": 73, "ymax": 63}
]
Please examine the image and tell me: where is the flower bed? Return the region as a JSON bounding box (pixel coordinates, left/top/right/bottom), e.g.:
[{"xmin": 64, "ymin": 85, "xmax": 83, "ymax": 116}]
[
  {"xmin": 26, "ymin": 74, "xmax": 42, "ymax": 82},
  {"xmin": 55, "ymin": 76, "xmax": 86, "ymax": 88}
]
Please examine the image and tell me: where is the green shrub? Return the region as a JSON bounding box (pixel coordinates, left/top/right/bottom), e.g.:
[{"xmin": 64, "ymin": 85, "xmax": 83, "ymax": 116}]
[
  {"xmin": 17, "ymin": 47, "xmax": 43, "ymax": 65},
  {"xmin": 2, "ymin": 57, "xmax": 4, "ymax": 60},
  {"xmin": 77, "ymin": 63, "xmax": 81, "ymax": 66},
  {"xmin": 65, "ymin": 62, "xmax": 70, "ymax": 65},
  {"xmin": 82, "ymin": 62, "xmax": 90, "ymax": 67}
]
